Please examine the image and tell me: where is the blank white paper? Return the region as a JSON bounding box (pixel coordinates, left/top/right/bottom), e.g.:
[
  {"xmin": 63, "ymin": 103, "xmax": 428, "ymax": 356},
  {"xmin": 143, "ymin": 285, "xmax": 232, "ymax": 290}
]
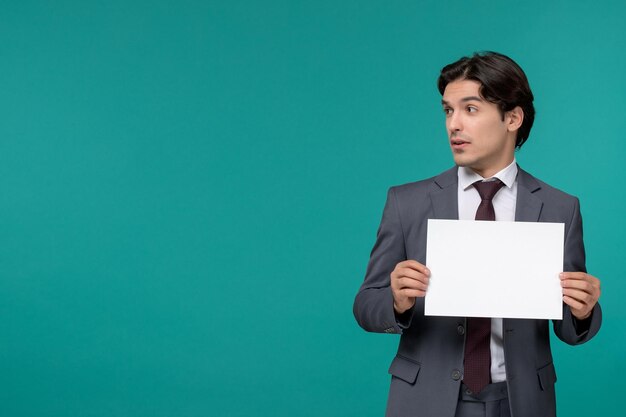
[{"xmin": 425, "ymin": 219, "xmax": 564, "ymax": 320}]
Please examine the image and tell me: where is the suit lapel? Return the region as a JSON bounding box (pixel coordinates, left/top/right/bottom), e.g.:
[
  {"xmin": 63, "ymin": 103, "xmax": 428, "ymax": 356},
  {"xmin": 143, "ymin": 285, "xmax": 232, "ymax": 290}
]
[
  {"xmin": 515, "ymin": 167, "xmax": 543, "ymax": 222},
  {"xmin": 430, "ymin": 167, "xmax": 459, "ymax": 220},
  {"xmin": 429, "ymin": 165, "xmax": 543, "ymax": 221}
]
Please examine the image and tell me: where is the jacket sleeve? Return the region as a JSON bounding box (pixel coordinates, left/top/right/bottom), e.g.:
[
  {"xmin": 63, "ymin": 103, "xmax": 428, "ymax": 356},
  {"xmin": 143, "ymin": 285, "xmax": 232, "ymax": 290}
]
[
  {"xmin": 353, "ymin": 187, "xmax": 412, "ymax": 334},
  {"xmin": 553, "ymin": 197, "xmax": 602, "ymax": 344}
]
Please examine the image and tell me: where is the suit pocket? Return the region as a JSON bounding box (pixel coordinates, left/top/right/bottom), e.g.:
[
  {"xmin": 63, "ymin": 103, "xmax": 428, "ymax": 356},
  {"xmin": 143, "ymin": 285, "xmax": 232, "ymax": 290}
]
[
  {"xmin": 536, "ymin": 362, "xmax": 557, "ymax": 391},
  {"xmin": 388, "ymin": 354, "xmax": 421, "ymax": 384}
]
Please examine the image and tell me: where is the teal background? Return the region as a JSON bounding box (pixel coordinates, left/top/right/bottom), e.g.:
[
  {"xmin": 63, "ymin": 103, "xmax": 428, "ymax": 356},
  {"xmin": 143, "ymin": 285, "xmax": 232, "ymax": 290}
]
[{"xmin": 0, "ymin": 1, "xmax": 624, "ymax": 416}]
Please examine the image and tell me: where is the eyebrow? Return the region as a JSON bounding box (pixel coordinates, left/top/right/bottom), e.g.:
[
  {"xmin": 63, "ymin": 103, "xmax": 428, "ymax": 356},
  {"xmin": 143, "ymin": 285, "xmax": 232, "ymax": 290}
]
[{"xmin": 441, "ymin": 96, "xmax": 484, "ymax": 106}]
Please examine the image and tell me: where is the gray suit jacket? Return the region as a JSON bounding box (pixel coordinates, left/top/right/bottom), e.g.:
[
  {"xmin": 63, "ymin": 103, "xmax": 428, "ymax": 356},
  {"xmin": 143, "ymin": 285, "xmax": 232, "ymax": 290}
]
[{"xmin": 353, "ymin": 166, "xmax": 602, "ymax": 417}]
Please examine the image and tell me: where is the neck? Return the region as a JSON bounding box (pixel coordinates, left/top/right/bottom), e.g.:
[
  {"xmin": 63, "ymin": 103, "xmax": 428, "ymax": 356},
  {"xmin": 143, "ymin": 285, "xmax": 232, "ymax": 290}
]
[{"xmin": 471, "ymin": 156, "xmax": 515, "ymax": 179}]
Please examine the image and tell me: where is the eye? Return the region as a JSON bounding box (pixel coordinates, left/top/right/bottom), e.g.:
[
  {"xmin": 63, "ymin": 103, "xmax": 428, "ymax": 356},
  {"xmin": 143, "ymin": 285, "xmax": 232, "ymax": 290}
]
[
  {"xmin": 443, "ymin": 107, "xmax": 453, "ymax": 116},
  {"xmin": 466, "ymin": 106, "xmax": 478, "ymax": 113}
]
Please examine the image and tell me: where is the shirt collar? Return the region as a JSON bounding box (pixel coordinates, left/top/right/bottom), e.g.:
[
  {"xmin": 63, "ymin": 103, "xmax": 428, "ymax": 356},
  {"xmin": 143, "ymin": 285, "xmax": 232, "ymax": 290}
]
[{"xmin": 458, "ymin": 159, "xmax": 518, "ymax": 191}]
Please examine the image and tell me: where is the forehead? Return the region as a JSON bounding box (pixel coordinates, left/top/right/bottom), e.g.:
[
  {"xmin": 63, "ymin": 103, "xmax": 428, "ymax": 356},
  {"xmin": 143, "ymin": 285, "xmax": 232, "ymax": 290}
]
[{"xmin": 442, "ymin": 79, "xmax": 483, "ymax": 103}]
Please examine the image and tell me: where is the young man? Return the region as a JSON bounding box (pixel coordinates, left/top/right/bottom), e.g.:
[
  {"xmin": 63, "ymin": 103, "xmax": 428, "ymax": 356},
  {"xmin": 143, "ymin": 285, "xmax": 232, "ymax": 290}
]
[{"xmin": 353, "ymin": 52, "xmax": 602, "ymax": 417}]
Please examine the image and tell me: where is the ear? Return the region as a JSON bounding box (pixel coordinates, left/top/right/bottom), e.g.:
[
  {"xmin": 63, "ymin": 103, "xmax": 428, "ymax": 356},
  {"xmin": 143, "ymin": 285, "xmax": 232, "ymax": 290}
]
[{"xmin": 506, "ymin": 106, "xmax": 524, "ymax": 133}]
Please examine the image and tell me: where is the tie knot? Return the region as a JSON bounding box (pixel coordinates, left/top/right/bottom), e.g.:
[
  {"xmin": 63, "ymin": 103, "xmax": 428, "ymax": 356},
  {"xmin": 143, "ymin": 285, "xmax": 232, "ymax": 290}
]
[{"xmin": 473, "ymin": 179, "xmax": 505, "ymax": 201}]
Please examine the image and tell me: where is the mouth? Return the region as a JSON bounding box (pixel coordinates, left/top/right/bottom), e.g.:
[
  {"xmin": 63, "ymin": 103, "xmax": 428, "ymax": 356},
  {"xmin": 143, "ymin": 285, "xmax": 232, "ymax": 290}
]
[{"xmin": 450, "ymin": 138, "xmax": 469, "ymax": 149}]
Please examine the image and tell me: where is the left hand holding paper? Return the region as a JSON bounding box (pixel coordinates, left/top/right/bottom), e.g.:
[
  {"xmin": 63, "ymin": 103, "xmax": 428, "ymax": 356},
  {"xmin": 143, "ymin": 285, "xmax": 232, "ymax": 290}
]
[{"xmin": 560, "ymin": 272, "xmax": 601, "ymax": 319}]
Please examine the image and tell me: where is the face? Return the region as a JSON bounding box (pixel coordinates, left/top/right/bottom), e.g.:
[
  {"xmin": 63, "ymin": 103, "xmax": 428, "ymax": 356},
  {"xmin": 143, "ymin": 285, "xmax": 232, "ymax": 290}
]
[{"xmin": 441, "ymin": 79, "xmax": 520, "ymax": 178}]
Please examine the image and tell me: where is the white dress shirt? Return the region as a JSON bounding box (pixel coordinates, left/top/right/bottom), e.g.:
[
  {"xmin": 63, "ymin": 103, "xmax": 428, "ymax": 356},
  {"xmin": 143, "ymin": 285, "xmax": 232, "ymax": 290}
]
[{"xmin": 457, "ymin": 159, "xmax": 518, "ymax": 383}]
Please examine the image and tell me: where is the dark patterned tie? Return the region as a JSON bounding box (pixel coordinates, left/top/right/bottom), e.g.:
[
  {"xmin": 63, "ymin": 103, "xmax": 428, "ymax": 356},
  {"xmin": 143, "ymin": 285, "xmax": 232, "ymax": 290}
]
[{"xmin": 463, "ymin": 179, "xmax": 505, "ymax": 394}]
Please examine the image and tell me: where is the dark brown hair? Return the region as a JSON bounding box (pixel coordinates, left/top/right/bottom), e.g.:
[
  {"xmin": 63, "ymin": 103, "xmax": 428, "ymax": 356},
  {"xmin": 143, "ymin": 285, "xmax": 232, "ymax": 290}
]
[{"xmin": 438, "ymin": 52, "xmax": 535, "ymax": 149}]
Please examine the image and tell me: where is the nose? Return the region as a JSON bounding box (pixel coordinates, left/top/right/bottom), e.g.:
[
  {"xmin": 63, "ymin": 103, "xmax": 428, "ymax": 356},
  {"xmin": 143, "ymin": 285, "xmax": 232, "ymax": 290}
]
[{"xmin": 448, "ymin": 111, "xmax": 462, "ymax": 134}]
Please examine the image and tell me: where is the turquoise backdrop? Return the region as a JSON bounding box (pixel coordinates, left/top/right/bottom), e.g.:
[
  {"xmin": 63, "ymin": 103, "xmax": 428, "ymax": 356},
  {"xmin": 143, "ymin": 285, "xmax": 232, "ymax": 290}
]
[{"xmin": 1, "ymin": 1, "xmax": 624, "ymax": 416}]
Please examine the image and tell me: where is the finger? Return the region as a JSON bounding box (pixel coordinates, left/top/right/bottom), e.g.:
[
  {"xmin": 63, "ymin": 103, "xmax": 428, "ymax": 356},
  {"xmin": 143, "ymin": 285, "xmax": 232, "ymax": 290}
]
[
  {"xmin": 560, "ymin": 273, "xmax": 601, "ymax": 292},
  {"xmin": 400, "ymin": 260, "xmax": 431, "ymax": 276},
  {"xmin": 396, "ymin": 277, "xmax": 429, "ymax": 291},
  {"xmin": 562, "ymin": 288, "xmax": 595, "ymax": 305},
  {"xmin": 560, "ymin": 279, "xmax": 594, "ymax": 291},
  {"xmin": 400, "ymin": 288, "xmax": 427, "ymax": 298},
  {"xmin": 398, "ymin": 267, "xmax": 430, "ymax": 282},
  {"xmin": 563, "ymin": 295, "xmax": 585, "ymax": 312},
  {"xmin": 560, "ymin": 272, "xmax": 599, "ymax": 284},
  {"xmin": 560, "ymin": 271, "xmax": 588, "ymax": 279}
]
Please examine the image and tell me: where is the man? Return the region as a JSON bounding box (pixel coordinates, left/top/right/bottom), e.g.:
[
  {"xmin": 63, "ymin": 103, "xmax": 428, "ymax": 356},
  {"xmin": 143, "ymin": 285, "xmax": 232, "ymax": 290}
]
[{"xmin": 353, "ymin": 52, "xmax": 601, "ymax": 417}]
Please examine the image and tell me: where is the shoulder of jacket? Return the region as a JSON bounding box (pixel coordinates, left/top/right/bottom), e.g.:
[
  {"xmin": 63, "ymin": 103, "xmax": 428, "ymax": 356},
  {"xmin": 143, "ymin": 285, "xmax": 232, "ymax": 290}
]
[
  {"xmin": 389, "ymin": 166, "xmax": 457, "ymax": 196},
  {"xmin": 519, "ymin": 167, "xmax": 580, "ymax": 204}
]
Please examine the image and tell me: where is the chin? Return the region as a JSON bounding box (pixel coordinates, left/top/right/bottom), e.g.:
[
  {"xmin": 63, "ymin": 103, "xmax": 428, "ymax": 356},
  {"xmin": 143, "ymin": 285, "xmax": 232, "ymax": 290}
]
[{"xmin": 452, "ymin": 155, "xmax": 474, "ymax": 168}]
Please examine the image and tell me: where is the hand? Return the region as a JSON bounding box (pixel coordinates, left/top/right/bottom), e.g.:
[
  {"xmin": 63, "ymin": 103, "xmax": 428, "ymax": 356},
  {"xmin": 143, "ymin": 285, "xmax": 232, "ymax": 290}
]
[
  {"xmin": 560, "ymin": 272, "xmax": 601, "ymax": 320},
  {"xmin": 391, "ymin": 260, "xmax": 430, "ymax": 314}
]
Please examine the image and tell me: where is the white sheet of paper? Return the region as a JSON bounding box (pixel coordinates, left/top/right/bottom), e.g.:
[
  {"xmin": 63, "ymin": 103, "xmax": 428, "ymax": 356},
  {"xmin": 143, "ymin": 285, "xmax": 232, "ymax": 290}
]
[{"xmin": 425, "ymin": 219, "xmax": 564, "ymax": 319}]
